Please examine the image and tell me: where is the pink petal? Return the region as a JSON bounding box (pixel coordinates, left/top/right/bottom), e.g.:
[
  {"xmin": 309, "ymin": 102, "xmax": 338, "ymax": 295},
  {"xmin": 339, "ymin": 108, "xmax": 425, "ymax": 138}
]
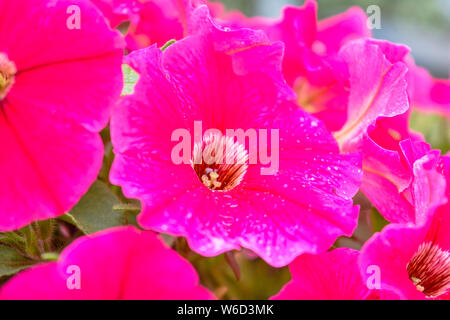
[
  {"xmin": 0, "ymin": 101, "xmax": 104, "ymax": 230},
  {"xmin": 360, "ymin": 136, "xmax": 414, "ymax": 223},
  {"xmin": 367, "ymin": 111, "xmax": 414, "ymax": 152},
  {"xmin": 125, "ymin": 0, "xmax": 185, "ymax": 50},
  {"xmin": 359, "ymin": 224, "xmax": 427, "ymax": 300},
  {"xmin": 408, "ymin": 62, "xmax": 450, "ymax": 118},
  {"xmin": 0, "ymin": 0, "xmax": 124, "ymax": 230},
  {"xmin": 409, "ymin": 151, "xmax": 447, "ymax": 225},
  {"xmin": 208, "ymin": 1, "xmax": 370, "ymax": 133},
  {"xmin": 0, "ymin": 227, "xmax": 214, "ymax": 300},
  {"xmin": 317, "ymin": 6, "xmax": 371, "ymax": 55},
  {"xmin": 334, "ymin": 39, "xmax": 409, "ymax": 152},
  {"xmin": 111, "ymin": 8, "xmax": 362, "ymax": 267},
  {"xmin": 8, "ymin": 52, "xmax": 123, "ymax": 133},
  {"xmin": 361, "ymin": 137, "xmax": 447, "ymax": 224},
  {"xmin": 359, "ymin": 205, "xmax": 450, "ymax": 300},
  {"xmin": 0, "ymin": 0, "xmax": 124, "ymax": 74},
  {"xmin": 272, "ymin": 248, "xmax": 396, "ymax": 300},
  {"xmin": 89, "ymin": 0, "xmax": 136, "ymax": 28}
]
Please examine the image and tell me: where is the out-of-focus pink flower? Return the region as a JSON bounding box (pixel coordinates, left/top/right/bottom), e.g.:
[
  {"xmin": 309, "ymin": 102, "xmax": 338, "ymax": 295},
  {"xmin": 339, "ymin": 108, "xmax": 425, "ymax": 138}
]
[
  {"xmin": 271, "ymin": 248, "xmax": 398, "ymax": 300},
  {"xmin": 407, "ymin": 60, "xmax": 450, "ymax": 118},
  {"xmin": 89, "ymin": 0, "xmax": 137, "ymax": 28},
  {"xmin": 439, "ymin": 154, "xmax": 450, "ymax": 194},
  {"xmin": 0, "ymin": 0, "xmax": 124, "ymax": 231},
  {"xmin": 334, "ymin": 39, "xmax": 410, "ymax": 152},
  {"xmin": 110, "ymin": 6, "xmax": 362, "ymax": 267},
  {"xmin": 91, "ymin": 0, "xmax": 203, "ymax": 50},
  {"xmin": 210, "ymin": 0, "xmax": 370, "ymax": 131},
  {"xmin": 0, "ymin": 227, "xmax": 213, "ymax": 300},
  {"xmin": 328, "ymin": 39, "xmax": 445, "ymax": 225},
  {"xmin": 359, "ymin": 199, "xmax": 450, "ymax": 300},
  {"xmin": 125, "ymin": 0, "xmax": 186, "ymax": 50}
]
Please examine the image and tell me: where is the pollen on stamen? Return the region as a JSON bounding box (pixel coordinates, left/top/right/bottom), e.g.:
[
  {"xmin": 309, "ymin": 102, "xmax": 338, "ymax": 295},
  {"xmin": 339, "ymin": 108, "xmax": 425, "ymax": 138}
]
[
  {"xmin": 0, "ymin": 53, "xmax": 17, "ymax": 100},
  {"xmin": 192, "ymin": 132, "xmax": 248, "ymax": 192},
  {"xmin": 407, "ymin": 242, "xmax": 450, "ymax": 298}
]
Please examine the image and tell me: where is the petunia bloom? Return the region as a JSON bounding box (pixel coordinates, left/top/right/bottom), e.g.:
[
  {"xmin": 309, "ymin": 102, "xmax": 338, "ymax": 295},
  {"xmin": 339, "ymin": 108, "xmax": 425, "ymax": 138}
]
[
  {"xmin": 0, "ymin": 0, "xmax": 124, "ymax": 231},
  {"xmin": 110, "ymin": 6, "xmax": 362, "ymax": 267},
  {"xmin": 90, "ymin": 0, "xmax": 201, "ymax": 50},
  {"xmin": 359, "ymin": 194, "xmax": 450, "ymax": 300},
  {"xmin": 0, "ymin": 226, "xmax": 213, "ymax": 300},
  {"xmin": 407, "ymin": 60, "xmax": 450, "ymax": 118},
  {"xmin": 88, "ymin": 0, "xmax": 135, "ymax": 29},
  {"xmin": 122, "ymin": 0, "xmax": 186, "ymax": 50},
  {"xmin": 210, "ymin": 0, "xmax": 371, "ymax": 132},
  {"xmin": 329, "ymin": 39, "xmax": 446, "ymax": 225},
  {"xmin": 333, "ymin": 39, "xmax": 410, "ymax": 152},
  {"xmin": 271, "ymin": 248, "xmax": 398, "ymax": 300}
]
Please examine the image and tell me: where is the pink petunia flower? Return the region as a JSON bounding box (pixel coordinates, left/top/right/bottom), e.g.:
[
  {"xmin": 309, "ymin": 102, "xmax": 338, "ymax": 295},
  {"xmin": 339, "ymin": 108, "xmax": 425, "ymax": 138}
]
[
  {"xmin": 329, "ymin": 39, "xmax": 446, "ymax": 225},
  {"xmin": 210, "ymin": 0, "xmax": 371, "ymax": 132},
  {"xmin": 359, "ymin": 154, "xmax": 449, "ymax": 298},
  {"xmin": 333, "ymin": 39, "xmax": 410, "ymax": 152},
  {"xmin": 88, "ymin": 0, "xmax": 136, "ymax": 29},
  {"xmin": 272, "ymin": 248, "xmax": 397, "ymax": 300},
  {"xmin": 124, "ymin": 0, "xmax": 186, "ymax": 50},
  {"xmin": 110, "ymin": 6, "xmax": 362, "ymax": 267},
  {"xmin": 407, "ymin": 58, "xmax": 450, "ymax": 118},
  {"xmin": 359, "ymin": 198, "xmax": 450, "ymax": 300},
  {"xmin": 90, "ymin": 0, "xmax": 202, "ymax": 50},
  {"xmin": 0, "ymin": 0, "xmax": 124, "ymax": 231},
  {"xmin": 0, "ymin": 226, "xmax": 213, "ymax": 300},
  {"xmin": 365, "ymin": 138, "xmax": 446, "ymax": 224},
  {"xmin": 271, "ymin": 248, "xmax": 399, "ymax": 300}
]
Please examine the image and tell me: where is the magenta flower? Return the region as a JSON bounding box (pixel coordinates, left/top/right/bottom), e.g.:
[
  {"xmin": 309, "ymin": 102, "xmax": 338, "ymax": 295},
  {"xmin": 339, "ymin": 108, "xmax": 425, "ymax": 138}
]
[
  {"xmin": 329, "ymin": 39, "xmax": 445, "ymax": 225},
  {"xmin": 333, "ymin": 39, "xmax": 410, "ymax": 152},
  {"xmin": 272, "ymin": 248, "xmax": 398, "ymax": 300},
  {"xmin": 359, "ymin": 200, "xmax": 450, "ymax": 300},
  {"xmin": 210, "ymin": 0, "xmax": 370, "ymax": 131},
  {"xmin": 89, "ymin": 0, "xmax": 135, "ymax": 29},
  {"xmin": 0, "ymin": 227, "xmax": 213, "ymax": 300},
  {"xmin": 408, "ymin": 61, "xmax": 450, "ymax": 118},
  {"xmin": 110, "ymin": 6, "xmax": 362, "ymax": 267},
  {"xmin": 0, "ymin": 0, "xmax": 124, "ymax": 231},
  {"xmin": 90, "ymin": 0, "xmax": 198, "ymax": 50},
  {"xmin": 207, "ymin": 1, "xmax": 444, "ymax": 227},
  {"xmin": 364, "ymin": 121, "xmax": 446, "ymax": 225},
  {"xmin": 361, "ymin": 138, "xmax": 447, "ymax": 224}
]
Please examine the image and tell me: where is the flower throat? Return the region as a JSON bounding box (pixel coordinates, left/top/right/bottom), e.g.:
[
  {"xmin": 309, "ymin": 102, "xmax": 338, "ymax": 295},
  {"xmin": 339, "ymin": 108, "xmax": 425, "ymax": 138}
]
[
  {"xmin": 192, "ymin": 133, "xmax": 248, "ymax": 192},
  {"xmin": 0, "ymin": 53, "xmax": 16, "ymax": 101}
]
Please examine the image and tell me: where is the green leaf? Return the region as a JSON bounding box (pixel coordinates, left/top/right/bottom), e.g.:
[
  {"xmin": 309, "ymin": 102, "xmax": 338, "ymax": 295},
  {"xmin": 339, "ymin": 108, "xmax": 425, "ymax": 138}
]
[
  {"xmin": 371, "ymin": 207, "xmax": 390, "ymax": 232},
  {"xmin": 0, "ymin": 244, "xmax": 35, "ymax": 277},
  {"xmin": 0, "ymin": 232, "xmax": 25, "ymax": 249},
  {"xmin": 21, "ymin": 226, "xmax": 41, "ymax": 258},
  {"xmin": 67, "ymin": 181, "xmax": 127, "ymax": 234},
  {"xmin": 121, "ymin": 64, "xmax": 139, "ymax": 96}
]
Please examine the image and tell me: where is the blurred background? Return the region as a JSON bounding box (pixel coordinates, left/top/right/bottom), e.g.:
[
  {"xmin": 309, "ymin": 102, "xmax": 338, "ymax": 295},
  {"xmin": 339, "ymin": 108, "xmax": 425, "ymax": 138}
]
[{"xmin": 218, "ymin": 0, "xmax": 450, "ymax": 78}]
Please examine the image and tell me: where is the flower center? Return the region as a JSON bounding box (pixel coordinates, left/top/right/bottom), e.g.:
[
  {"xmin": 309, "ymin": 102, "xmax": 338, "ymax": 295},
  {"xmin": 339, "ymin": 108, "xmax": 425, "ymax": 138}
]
[
  {"xmin": 407, "ymin": 242, "xmax": 450, "ymax": 298},
  {"xmin": 0, "ymin": 53, "xmax": 16, "ymax": 100},
  {"xmin": 294, "ymin": 78, "xmax": 328, "ymax": 114},
  {"xmin": 192, "ymin": 133, "xmax": 248, "ymax": 192}
]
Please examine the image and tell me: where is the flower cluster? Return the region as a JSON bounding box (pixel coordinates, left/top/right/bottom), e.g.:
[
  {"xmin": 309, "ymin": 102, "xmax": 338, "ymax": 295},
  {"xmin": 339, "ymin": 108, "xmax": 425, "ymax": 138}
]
[{"xmin": 0, "ymin": 0, "xmax": 448, "ymax": 300}]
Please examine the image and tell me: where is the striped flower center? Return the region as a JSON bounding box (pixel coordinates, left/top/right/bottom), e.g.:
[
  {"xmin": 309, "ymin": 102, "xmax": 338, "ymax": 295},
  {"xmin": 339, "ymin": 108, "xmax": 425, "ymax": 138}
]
[
  {"xmin": 407, "ymin": 242, "xmax": 450, "ymax": 298},
  {"xmin": 192, "ymin": 133, "xmax": 248, "ymax": 192}
]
